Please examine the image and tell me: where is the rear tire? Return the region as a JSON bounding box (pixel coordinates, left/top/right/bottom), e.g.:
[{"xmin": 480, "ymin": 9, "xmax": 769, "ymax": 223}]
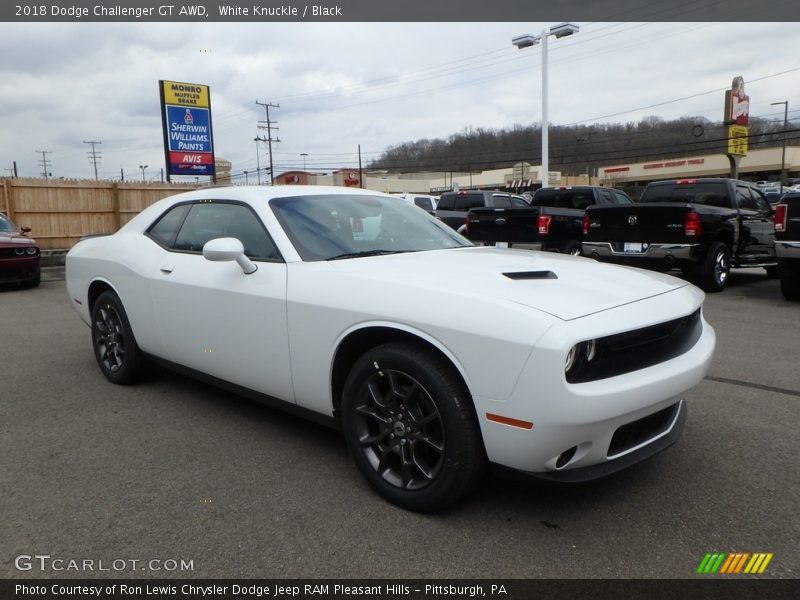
[
  {"xmin": 697, "ymin": 242, "xmax": 730, "ymax": 293},
  {"xmin": 563, "ymin": 241, "xmax": 582, "ymax": 256},
  {"xmin": 91, "ymin": 290, "xmax": 145, "ymax": 384},
  {"xmin": 341, "ymin": 342, "xmax": 485, "ymax": 512},
  {"xmin": 765, "ymin": 265, "xmax": 779, "ymax": 278}
]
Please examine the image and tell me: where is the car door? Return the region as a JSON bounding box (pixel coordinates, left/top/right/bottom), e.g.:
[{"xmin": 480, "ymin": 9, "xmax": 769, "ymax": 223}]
[
  {"xmin": 735, "ymin": 184, "xmax": 772, "ymax": 258},
  {"xmin": 146, "ymin": 200, "xmax": 293, "ymax": 402}
]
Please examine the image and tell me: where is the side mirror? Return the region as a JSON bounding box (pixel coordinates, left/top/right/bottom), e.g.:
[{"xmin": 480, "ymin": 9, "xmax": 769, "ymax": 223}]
[
  {"xmin": 202, "ymin": 237, "xmax": 257, "ymax": 274},
  {"xmin": 21, "ymin": 226, "xmax": 31, "ymax": 233}
]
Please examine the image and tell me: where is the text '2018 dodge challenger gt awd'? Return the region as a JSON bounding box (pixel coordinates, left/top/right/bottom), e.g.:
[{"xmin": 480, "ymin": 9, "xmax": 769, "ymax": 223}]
[{"xmin": 66, "ymin": 186, "xmax": 715, "ymax": 511}]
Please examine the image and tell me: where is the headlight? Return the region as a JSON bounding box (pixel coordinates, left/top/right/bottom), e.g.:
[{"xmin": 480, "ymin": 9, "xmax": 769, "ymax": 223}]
[
  {"xmin": 565, "ymin": 339, "xmax": 599, "ymax": 374},
  {"xmin": 565, "ymin": 344, "xmax": 579, "ymax": 372},
  {"xmin": 14, "ymin": 248, "xmax": 25, "ymax": 256},
  {"xmin": 26, "ymin": 247, "xmax": 38, "ymax": 255}
]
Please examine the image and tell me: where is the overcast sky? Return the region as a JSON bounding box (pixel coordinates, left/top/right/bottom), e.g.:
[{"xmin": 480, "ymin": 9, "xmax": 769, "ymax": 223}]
[{"xmin": 0, "ymin": 21, "xmax": 798, "ymax": 181}]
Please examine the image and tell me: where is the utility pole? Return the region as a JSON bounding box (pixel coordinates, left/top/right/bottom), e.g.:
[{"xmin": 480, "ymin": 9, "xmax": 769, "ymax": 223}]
[
  {"xmin": 83, "ymin": 140, "xmax": 102, "ymax": 180},
  {"xmin": 120, "ymin": 167, "xmax": 124, "ymax": 181},
  {"xmin": 770, "ymin": 101, "xmax": 789, "ymax": 191},
  {"xmin": 254, "ymin": 136, "xmax": 267, "ymax": 184},
  {"xmin": 256, "ymin": 100, "xmax": 280, "ymax": 184},
  {"xmin": 358, "ymin": 144, "xmax": 364, "ymax": 189},
  {"xmin": 35, "ymin": 150, "xmax": 52, "ymax": 179},
  {"xmin": 13, "ymin": 161, "xmax": 18, "ymax": 177}
]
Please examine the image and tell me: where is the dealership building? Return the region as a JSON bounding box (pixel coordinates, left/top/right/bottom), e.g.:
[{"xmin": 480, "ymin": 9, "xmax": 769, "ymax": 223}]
[{"xmin": 272, "ymin": 145, "xmax": 799, "ymax": 194}]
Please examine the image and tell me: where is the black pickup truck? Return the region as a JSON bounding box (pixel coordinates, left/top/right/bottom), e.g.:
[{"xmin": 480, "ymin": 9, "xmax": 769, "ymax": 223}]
[
  {"xmin": 464, "ymin": 186, "xmax": 632, "ymax": 254},
  {"xmin": 434, "ymin": 190, "xmax": 529, "ymax": 232},
  {"xmin": 582, "ymin": 178, "xmax": 777, "ymax": 292},
  {"xmin": 774, "ymin": 191, "xmax": 800, "ymax": 300}
]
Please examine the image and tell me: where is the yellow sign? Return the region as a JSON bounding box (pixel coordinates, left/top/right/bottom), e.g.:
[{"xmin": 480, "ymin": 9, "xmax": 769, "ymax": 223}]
[
  {"xmin": 162, "ymin": 80, "xmax": 209, "ymax": 108},
  {"xmin": 727, "ymin": 125, "xmax": 748, "ymax": 156}
]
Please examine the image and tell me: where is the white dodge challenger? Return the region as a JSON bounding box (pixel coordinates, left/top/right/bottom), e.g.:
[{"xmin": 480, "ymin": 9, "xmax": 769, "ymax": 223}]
[{"xmin": 66, "ymin": 186, "xmax": 716, "ymax": 511}]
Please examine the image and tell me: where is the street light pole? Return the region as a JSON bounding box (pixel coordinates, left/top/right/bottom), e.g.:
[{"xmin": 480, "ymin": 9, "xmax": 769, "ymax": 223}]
[
  {"xmin": 138, "ymin": 164, "xmax": 148, "ymax": 182},
  {"xmin": 254, "ymin": 137, "xmax": 265, "ymax": 184},
  {"xmin": 301, "ymin": 152, "xmax": 308, "ymax": 170},
  {"xmin": 770, "ymin": 101, "xmax": 788, "ymax": 192},
  {"xmin": 513, "ymin": 23, "xmax": 579, "ymax": 189}
]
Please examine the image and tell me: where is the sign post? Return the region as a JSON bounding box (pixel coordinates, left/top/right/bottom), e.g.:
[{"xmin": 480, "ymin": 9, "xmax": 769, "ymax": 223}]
[
  {"xmin": 724, "ymin": 76, "xmax": 749, "ymax": 179},
  {"xmin": 159, "ymin": 80, "xmax": 216, "ymax": 183}
]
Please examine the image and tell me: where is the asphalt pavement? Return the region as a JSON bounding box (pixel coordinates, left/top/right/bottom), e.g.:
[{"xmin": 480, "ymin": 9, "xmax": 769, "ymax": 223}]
[{"xmin": 1, "ymin": 266, "xmax": 797, "ymax": 579}]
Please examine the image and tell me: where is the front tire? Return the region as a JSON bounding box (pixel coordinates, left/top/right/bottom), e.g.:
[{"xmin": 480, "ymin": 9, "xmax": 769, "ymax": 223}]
[
  {"xmin": 780, "ymin": 275, "xmax": 800, "ymax": 301},
  {"xmin": 91, "ymin": 290, "xmax": 144, "ymax": 384},
  {"xmin": 341, "ymin": 342, "xmax": 485, "ymax": 512},
  {"xmin": 697, "ymin": 242, "xmax": 730, "ymax": 293}
]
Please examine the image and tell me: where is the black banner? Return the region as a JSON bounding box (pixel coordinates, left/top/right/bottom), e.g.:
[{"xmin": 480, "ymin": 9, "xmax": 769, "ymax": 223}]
[
  {"xmin": 1, "ymin": 0, "xmax": 796, "ymax": 22},
  {"xmin": 3, "ymin": 579, "xmax": 799, "ymax": 600}
]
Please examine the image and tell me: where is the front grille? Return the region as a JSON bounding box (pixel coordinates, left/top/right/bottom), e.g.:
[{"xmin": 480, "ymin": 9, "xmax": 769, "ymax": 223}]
[
  {"xmin": 608, "ymin": 402, "xmax": 680, "ymax": 457},
  {"xmin": 566, "ymin": 308, "xmax": 702, "ymax": 383},
  {"xmin": 0, "ymin": 247, "xmax": 38, "ymax": 257}
]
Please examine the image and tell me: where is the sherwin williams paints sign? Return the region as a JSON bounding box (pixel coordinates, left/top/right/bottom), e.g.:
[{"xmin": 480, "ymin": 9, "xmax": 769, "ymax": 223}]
[{"xmin": 159, "ymin": 80, "xmax": 215, "ymax": 179}]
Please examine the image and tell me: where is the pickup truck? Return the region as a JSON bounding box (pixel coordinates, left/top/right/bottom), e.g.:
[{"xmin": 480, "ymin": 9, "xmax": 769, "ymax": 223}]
[
  {"xmin": 434, "ymin": 190, "xmax": 529, "ymax": 232},
  {"xmin": 464, "ymin": 185, "xmax": 633, "ymax": 254},
  {"xmin": 582, "ymin": 178, "xmax": 777, "ymax": 292},
  {"xmin": 774, "ymin": 191, "xmax": 800, "ymax": 300}
]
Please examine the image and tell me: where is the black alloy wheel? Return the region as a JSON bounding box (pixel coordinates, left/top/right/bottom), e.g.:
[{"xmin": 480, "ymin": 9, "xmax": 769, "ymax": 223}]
[
  {"xmin": 341, "ymin": 342, "xmax": 485, "ymax": 512},
  {"xmin": 698, "ymin": 242, "xmax": 730, "ymax": 293},
  {"xmin": 91, "ymin": 290, "xmax": 144, "ymax": 384}
]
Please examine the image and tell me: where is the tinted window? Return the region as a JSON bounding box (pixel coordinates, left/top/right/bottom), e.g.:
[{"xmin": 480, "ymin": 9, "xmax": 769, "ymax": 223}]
[
  {"xmin": 736, "ymin": 186, "xmax": 757, "ymax": 210},
  {"xmin": 437, "ymin": 194, "xmax": 454, "ymax": 210},
  {"xmin": 492, "ymin": 196, "xmax": 512, "ymax": 208},
  {"xmin": 533, "ymin": 189, "xmax": 594, "ymax": 209},
  {"xmin": 173, "ymin": 202, "xmax": 278, "ymax": 259},
  {"xmin": 749, "ymin": 189, "xmax": 771, "ymax": 212},
  {"xmin": 640, "ymin": 182, "xmax": 730, "ymax": 207},
  {"xmin": 454, "ymin": 193, "xmax": 484, "ymax": 211},
  {"xmin": 147, "ymin": 203, "xmax": 191, "ymax": 247},
  {"xmin": 599, "ymin": 190, "xmax": 615, "ymax": 205},
  {"xmin": 613, "ymin": 191, "xmax": 632, "ymax": 204},
  {"xmin": 511, "ymin": 197, "xmax": 529, "ymax": 207},
  {"xmin": 414, "ymin": 197, "xmax": 433, "ymax": 211}
]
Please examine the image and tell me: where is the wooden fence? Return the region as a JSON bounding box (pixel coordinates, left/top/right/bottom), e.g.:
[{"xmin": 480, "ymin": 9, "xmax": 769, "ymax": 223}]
[{"xmin": 1, "ymin": 178, "xmax": 199, "ymax": 250}]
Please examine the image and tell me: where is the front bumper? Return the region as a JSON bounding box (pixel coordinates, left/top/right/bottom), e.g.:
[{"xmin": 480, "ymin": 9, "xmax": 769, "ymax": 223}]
[
  {"xmin": 582, "ymin": 241, "xmax": 701, "ymax": 261},
  {"xmin": 472, "ymin": 285, "xmax": 715, "ymax": 478},
  {"xmin": 0, "ymin": 255, "xmax": 40, "ymax": 283},
  {"xmin": 775, "ymin": 240, "xmax": 800, "ymax": 259}
]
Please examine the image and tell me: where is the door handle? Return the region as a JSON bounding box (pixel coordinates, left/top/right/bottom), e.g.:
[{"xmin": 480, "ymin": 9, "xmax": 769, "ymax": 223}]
[{"xmin": 160, "ymin": 264, "xmax": 175, "ymax": 274}]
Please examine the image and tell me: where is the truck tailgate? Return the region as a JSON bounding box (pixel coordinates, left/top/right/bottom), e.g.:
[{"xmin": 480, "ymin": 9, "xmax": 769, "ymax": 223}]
[
  {"xmin": 584, "ymin": 202, "xmax": 690, "ymax": 244},
  {"xmin": 467, "ymin": 207, "xmax": 542, "ymax": 243}
]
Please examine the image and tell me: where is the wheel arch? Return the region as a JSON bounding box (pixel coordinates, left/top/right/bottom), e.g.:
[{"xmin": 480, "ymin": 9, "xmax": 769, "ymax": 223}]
[
  {"xmin": 330, "ymin": 324, "xmax": 473, "ymax": 421},
  {"xmin": 87, "ymin": 278, "xmax": 120, "ymax": 312},
  {"xmin": 714, "ymin": 227, "xmax": 734, "ymax": 251}
]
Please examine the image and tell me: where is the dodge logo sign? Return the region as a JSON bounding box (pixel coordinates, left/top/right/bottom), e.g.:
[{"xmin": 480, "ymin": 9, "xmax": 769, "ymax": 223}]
[{"xmin": 628, "ymin": 215, "xmax": 638, "ymax": 226}]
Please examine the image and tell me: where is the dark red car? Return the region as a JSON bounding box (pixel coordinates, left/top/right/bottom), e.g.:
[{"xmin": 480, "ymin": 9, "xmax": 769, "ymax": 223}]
[{"xmin": 0, "ymin": 212, "xmax": 40, "ymax": 287}]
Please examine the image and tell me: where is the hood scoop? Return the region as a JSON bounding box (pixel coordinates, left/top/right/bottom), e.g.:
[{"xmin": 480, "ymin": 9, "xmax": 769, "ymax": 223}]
[{"xmin": 503, "ymin": 270, "xmax": 557, "ymax": 280}]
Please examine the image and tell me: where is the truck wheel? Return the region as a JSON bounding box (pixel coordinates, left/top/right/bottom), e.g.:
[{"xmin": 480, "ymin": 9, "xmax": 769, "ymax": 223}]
[
  {"xmin": 563, "ymin": 241, "xmax": 582, "ymax": 257},
  {"xmin": 780, "ymin": 276, "xmax": 800, "ymax": 301},
  {"xmin": 697, "ymin": 242, "xmax": 730, "ymax": 293},
  {"xmin": 765, "ymin": 266, "xmax": 779, "ymax": 278},
  {"xmin": 341, "ymin": 342, "xmax": 485, "ymax": 512}
]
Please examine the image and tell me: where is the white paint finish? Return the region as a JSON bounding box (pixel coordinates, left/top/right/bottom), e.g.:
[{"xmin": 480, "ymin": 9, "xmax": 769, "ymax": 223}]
[{"xmin": 66, "ymin": 185, "xmax": 717, "ymax": 476}]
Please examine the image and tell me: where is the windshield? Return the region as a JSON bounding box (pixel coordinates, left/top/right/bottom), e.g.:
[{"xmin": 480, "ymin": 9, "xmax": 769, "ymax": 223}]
[
  {"xmin": 0, "ymin": 214, "xmax": 17, "ymax": 233},
  {"xmin": 270, "ymin": 194, "xmax": 472, "ymax": 261}
]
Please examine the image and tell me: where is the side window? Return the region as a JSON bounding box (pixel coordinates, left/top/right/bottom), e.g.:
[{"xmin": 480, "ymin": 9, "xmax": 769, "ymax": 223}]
[
  {"xmin": 414, "ymin": 197, "xmax": 433, "ymax": 211},
  {"xmin": 437, "ymin": 195, "xmax": 454, "ymax": 210},
  {"xmin": 492, "ymin": 196, "xmax": 512, "ymax": 208},
  {"xmin": 736, "ymin": 186, "xmax": 757, "ymax": 210},
  {"xmin": 453, "ymin": 195, "xmax": 471, "ymax": 211},
  {"xmin": 511, "ymin": 197, "xmax": 529, "ymax": 207},
  {"xmin": 613, "ymin": 191, "xmax": 632, "ymax": 204},
  {"xmin": 599, "ymin": 189, "xmax": 615, "ymax": 205},
  {"xmin": 173, "ymin": 202, "xmax": 279, "ymax": 260},
  {"xmin": 749, "ymin": 189, "xmax": 770, "ymax": 213},
  {"xmin": 146, "ymin": 203, "xmax": 191, "ymax": 248}
]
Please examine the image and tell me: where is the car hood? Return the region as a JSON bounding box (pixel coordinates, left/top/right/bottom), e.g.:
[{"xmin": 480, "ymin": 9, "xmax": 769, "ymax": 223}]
[
  {"xmin": 328, "ymin": 247, "xmax": 690, "ymax": 321},
  {"xmin": 0, "ymin": 232, "xmax": 36, "ymax": 247}
]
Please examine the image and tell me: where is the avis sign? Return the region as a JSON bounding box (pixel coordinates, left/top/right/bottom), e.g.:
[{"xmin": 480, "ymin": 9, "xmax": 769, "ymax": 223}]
[{"xmin": 159, "ymin": 80, "xmax": 216, "ymax": 178}]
